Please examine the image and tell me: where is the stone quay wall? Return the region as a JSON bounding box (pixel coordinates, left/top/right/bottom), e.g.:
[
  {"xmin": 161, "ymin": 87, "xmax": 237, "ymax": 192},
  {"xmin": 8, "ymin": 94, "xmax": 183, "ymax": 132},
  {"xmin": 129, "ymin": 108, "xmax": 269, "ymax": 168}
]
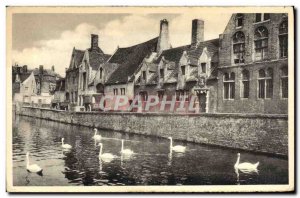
[{"xmin": 17, "ymin": 106, "xmax": 288, "ymax": 156}]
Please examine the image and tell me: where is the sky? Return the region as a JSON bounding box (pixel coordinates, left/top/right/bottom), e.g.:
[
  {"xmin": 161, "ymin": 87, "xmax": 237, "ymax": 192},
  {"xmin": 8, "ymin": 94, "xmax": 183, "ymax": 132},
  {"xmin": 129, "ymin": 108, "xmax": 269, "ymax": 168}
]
[{"xmin": 12, "ymin": 12, "xmax": 232, "ymax": 77}]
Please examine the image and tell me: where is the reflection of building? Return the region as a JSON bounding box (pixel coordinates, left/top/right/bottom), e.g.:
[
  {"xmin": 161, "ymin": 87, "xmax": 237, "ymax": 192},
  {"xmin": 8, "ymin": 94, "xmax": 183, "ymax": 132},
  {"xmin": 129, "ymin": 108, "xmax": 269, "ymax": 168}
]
[{"xmin": 12, "ymin": 64, "xmax": 61, "ymax": 108}]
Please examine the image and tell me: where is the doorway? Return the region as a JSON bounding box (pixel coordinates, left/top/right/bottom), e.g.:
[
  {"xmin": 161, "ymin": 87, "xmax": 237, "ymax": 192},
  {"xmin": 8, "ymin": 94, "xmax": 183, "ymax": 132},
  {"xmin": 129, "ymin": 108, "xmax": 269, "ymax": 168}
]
[{"xmin": 198, "ymin": 92, "xmax": 207, "ymax": 113}]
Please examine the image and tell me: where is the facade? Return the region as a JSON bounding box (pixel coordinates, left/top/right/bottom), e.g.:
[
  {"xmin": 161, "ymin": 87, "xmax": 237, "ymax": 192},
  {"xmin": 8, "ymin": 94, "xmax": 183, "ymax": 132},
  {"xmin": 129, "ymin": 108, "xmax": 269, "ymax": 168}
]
[
  {"xmin": 217, "ymin": 13, "xmax": 288, "ymax": 114},
  {"xmin": 58, "ymin": 14, "xmax": 288, "ymax": 115},
  {"xmin": 134, "ymin": 19, "xmax": 219, "ymax": 113},
  {"xmin": 12, "ymin": 64, "xmax": 61, "ymax": 108},
  {"xmin": 51, "ymin": 78, "xmax": 67, "ymax": 109},
  {"xmin": 65, "ymin": 34, "xmax": 110, "ymax": 111}
]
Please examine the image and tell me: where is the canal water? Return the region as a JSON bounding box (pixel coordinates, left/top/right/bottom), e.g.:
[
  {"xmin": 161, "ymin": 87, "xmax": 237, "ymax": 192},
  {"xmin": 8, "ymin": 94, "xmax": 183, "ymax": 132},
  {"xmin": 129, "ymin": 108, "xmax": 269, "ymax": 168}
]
[{"xmin": 12, "ymin": 115, "xmax": 288, "ymax": 186}]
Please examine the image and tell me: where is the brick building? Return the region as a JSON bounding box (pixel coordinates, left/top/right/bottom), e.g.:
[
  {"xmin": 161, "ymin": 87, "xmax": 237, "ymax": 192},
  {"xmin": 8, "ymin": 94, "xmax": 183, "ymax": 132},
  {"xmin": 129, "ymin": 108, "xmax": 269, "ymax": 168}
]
[
  {"xmin": 65, "ymin": 34, "xmax": 110, "ymax": 110},
  {"xmin": 217, "ymin": 13, "xmax": 288, "ymax": 114}
]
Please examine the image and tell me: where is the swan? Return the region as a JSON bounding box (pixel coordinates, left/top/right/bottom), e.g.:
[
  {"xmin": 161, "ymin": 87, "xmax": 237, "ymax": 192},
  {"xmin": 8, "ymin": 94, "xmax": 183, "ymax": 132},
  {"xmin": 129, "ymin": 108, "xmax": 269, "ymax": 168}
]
[
  {"xmin": 98, "ymin": 143, "xmax": 115, "ymax": 163},
  {"xmin": 26, "ymin": 152, "xmax": 43, "ymax": 175},
  {"xmin": 61, "ymin": 138, "xmax": 72, "ymax": 149},
  {"xmin": 120, "ymin": 139, "xmax": 134, "ymax": 155},
  {"xmin": 93, "ymin": 128, "xmax": 102, "ymax": 141},
  {"xmin": 168, "ymin": 137, "xmax": 186, "ymax": 153},
  {"xmin": 234, "ymin": 153, "xmax": 259, "ymax": 173}
]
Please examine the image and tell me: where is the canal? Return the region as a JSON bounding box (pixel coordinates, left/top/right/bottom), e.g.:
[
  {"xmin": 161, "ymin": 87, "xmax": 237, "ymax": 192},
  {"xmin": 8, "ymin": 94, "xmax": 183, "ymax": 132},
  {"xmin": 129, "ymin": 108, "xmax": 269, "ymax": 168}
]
[{"xmin": 12, "ymin": 115, "xmax": 288, "ymax": 186}]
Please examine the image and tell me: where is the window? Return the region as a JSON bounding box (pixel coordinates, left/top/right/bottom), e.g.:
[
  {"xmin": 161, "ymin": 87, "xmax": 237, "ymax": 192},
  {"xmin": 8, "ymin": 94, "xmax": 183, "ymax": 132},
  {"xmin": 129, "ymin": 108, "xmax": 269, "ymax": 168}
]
[
  {"xmin": 235, "ymin": 14, "xmax": 244, "ymax": 27},
  {"xmin": 255, "ymin": 13, "xmax": 270, "ymax": 22},
  {"xmin": 255, "ymin": 14, "xmax": 262, "ymax": 22},
  {"xmin": 279, "ymin": 20, "xmax": 288, "ymax": 58},
  {"xmin": 181, "ymin": 66, "xmax": 186, "ymax": 75},
  {"xmin": 75, "ymin": 91, "xmax": 78, "ymax": 102},
  {"xmin": 160, "ymin": 69, "xmax": 164, "ymax": 78},
  {"xmin": 100, "ymin": 68, "xmax": 103, "ymax": 79},
  {"xmin": 157, "ymin": 91, "xmax": 164, "ymax": 101},
  {"xmin": 254, "ymin": 26, "xmax": 269, "ymax": 61},
  {"xmin": 176, "ymin": 90, "xmax": 186, "ymax": 101},
  {"xmin": 142, "ymin": 71, "xmax": 146, "ymax": 81},
  {"xmin": 233, "ymin": 31, "xmax": 245, "ymax": 64},
  {"xmin": 139, "ymin": 91, "xmax": 148, "ymax": 101},
  {"xmin": 241, "ymin": 70, "xmax": 250, "ymax": 98},
  {"xmin": 258, "ymin": 68, "xmax": 273, "ymax": 99},
  {"xmin": 113, "ymin": 88, "xmax": 118, "ymax": 95},
  {"xmin": 281, "ymin": 67, "xmax": 288, "ymax": 98},
  {"xmin": 120, "ymin": 88, "xmax": 126, "ymax": 95},
  {"xmin": 223, "ymin": 72, "xmax": 235, "ymax": 99},
  {"xmin": 201, "ymin": 63, "xmax": 207, "ymax": 73}
]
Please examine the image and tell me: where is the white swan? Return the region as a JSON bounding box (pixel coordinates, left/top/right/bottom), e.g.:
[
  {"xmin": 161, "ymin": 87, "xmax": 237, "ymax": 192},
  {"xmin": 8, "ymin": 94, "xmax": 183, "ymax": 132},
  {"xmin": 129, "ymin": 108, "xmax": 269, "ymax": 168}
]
[
  {"xmin": 61, "ymin": 138, "xmax": 72, "ymax": 149},
  {"xmin": 93, "ymin": 128, "xmax": 102, "ymax": 141},
  {"xmin": 98, "ymin": 143, "xmax": 115, "ymax": 163},
  {"xmin": 234, "ymin": 153, "xmax": 259, "ymax": 173},
  {"xmin": 120, "ymin": 139, "xmax": 134, "ymax": 155},
  {"xmin": 168, "ymin": 137, "xmax": 186, "ymax": 153},
  {"xmin": 26, "ymin": 152, "xmax": 43, "ymax": 175}
]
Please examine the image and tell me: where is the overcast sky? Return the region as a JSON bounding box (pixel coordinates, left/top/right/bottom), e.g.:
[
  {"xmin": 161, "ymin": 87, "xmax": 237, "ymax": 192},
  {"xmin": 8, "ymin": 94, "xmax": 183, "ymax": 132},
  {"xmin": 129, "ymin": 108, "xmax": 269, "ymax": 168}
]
[{"xmin": 12, "ymin": 13, "xmax": 232, "ymax": 77}]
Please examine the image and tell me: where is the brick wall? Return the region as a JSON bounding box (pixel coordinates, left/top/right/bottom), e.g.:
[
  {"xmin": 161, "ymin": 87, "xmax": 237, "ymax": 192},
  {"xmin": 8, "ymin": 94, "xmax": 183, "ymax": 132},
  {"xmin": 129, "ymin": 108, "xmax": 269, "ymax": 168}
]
[{"xmin": 18, "ymin": 107, "xmax": 288, "ymax": 156}]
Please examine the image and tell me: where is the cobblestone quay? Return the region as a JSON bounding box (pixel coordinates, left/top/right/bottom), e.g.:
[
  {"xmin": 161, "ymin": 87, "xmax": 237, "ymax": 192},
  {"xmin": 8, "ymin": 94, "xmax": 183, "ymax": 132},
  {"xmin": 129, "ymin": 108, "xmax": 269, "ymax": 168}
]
[{"xmin": 17, "ymin": 107, "xmax": 288, "ymax": 156}]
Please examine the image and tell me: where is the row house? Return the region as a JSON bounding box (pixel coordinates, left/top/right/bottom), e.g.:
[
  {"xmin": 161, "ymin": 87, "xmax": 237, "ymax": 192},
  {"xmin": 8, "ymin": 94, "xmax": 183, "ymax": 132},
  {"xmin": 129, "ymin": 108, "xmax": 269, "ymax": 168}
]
[
  {"xmin": 60, "ymin": 13, "xmax": 289, "ymax": 114},
  {"xmin": 13, "ymin": 64, "xmax": 60, "ymax": 108},
  {"xmin": 134, "ymin": 19, "xmax": 219, "ymax": 113},
  {"xmin": 65, "ymin": 34, "xmax": 110, "ymax": 111}
]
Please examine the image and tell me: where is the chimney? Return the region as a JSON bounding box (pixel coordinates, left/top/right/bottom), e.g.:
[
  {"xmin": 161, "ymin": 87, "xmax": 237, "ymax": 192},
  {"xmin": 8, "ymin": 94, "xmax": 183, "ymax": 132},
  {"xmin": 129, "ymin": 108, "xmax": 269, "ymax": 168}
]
[
  {"xmin": 51, "ymin": 65, "xmax": 55, "ymax": 71},
  {"xmin": 39, "ymin": 65, "xmax": 44, "ymax": 74},
  {"xmin": 22, "ymin": 65, "xmax": 27, "ymax": 73},
  {"xmin": 157, "ymin": 19, "xmax": 171, "ymax": 53},
  {"xmin": 191, "ymin": 19, "xmax": 204, "ymax": 48},
  {"xmin": 91, "ymin": 34, "xmax": 99, "ymax": 51}
]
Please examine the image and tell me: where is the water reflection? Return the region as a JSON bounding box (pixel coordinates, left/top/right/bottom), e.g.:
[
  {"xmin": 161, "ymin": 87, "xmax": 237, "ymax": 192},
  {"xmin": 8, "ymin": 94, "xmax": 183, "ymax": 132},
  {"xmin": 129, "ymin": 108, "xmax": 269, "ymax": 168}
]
[{"xmin": 13, "ymin": 115, "xmax": 288, "ymax": 186}]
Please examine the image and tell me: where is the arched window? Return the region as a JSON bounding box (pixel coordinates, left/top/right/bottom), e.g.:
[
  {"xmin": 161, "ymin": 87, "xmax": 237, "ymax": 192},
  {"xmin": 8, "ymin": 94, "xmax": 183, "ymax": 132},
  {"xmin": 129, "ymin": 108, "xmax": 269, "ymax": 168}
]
[
  {"xmin": 280, "ymin": 67, "xmax": 288, "ymax": 98},
  {"xmin": 233, "ymin": 31, "xmax": 245, "ymax": 64},
  {"xmin": 279, "ymin": 20, "xmax": 288, "ymax": 58},
  {"xmin": 258, "ymin": 68, "xmax": 273, "ymax": 99},
  {"xmin": 254, "ymin": 26, "xmax": 269, "ymax": 61},
  {"xmin": 100, "ymin": 68, "xmax": 103, "ymax": 79},
  {"xmin": 235, "ymin": 14, "xmax": 244, "ymax": 27},
  {"xmin": 241, "ymin": 70, "xmax": 250, "ymax": 98},
  {"xmin": 224, "ymin": 72, "xmax": 235, "ymax": 99}
]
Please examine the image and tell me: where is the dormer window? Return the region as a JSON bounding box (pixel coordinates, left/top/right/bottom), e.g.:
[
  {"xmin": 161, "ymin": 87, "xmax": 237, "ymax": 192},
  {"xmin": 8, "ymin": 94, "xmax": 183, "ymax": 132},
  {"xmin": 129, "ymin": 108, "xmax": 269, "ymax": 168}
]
[
  {"xmin": 142, "ymin": 71, "xmax": 146, "ymax": 81},
  {"xmin": 100, "ymin": 68, "xmax": 103, "ymax": 79},
  {"xmin": 255, "ymin": 13, "xmax": 270, "ymax": 23},
  {"xmin": 232, "ymin": 31, "xmax": 245, "ymax": 64},
  {"xmin": 201, "ymin": 63, "xmax": 207, "ymax": 74},
  {"xmin": 181, "ymin": 66, "xmax": 186, "ymax": 75},
  {"xmin": 235, "ymin": 14, "xmax": 244, "ymax": 27},
  {"xmin": 160, "ymin": 69, "xmax": 164, "ymax": 78}
]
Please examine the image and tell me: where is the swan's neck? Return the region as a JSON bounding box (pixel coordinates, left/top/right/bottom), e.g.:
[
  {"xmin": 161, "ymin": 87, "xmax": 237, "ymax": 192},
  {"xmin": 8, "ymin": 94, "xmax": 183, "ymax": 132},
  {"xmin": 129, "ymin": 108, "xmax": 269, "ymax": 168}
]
[
  {"xmin": 26, "ymin": 155, "xmax": 29, "ymax": 167},
  {"xmin": 62, "ymin": 139, "xmax": 64, "ymax": 146},
  {"xmin": 94, "ymin": 131, "xmax": 97, "ymax": 136},
  {"xmin": 121, "ymin": 140, "xmax": 124, "ymax": 152},
  {"xmin": 169, "ymin": 138, "xmax": 173, "ymax": 149},
  {"xmin": 235, "ymin": 155, "xmax": 240, "ymax": 166},
  {"xmin": 99, "ymin": 145, "xmax": 103, "ymax": 156}
]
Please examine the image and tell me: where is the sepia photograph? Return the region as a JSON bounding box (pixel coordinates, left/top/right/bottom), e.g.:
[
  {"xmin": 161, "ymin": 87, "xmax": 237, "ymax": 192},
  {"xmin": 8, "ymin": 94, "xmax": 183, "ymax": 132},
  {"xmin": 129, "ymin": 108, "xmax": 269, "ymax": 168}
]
[{"xmin": 6, "ymin": 6, "xmax": 294, "ymax": 193}]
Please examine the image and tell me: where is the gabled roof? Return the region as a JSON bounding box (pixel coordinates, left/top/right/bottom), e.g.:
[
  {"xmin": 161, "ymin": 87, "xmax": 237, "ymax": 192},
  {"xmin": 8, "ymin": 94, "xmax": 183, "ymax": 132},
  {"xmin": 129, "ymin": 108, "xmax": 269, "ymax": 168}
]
[
  {"xmin": 156, "ymin": 45, "xmax": 190, "ymax": 63},
  {"xmin": 87, "ymin": 48, "xmax": 110, "ymax": 71},
  {"xmin": 187, "ymin": 38, "xmax": 219, "ymax": 64},
  {"xmin": 70, "ymin": 49, "xmax": 85, "ymax": 69},
  {"xmin": 106, "ymin": 37, "xmax": 158, "ymax": 84}
]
